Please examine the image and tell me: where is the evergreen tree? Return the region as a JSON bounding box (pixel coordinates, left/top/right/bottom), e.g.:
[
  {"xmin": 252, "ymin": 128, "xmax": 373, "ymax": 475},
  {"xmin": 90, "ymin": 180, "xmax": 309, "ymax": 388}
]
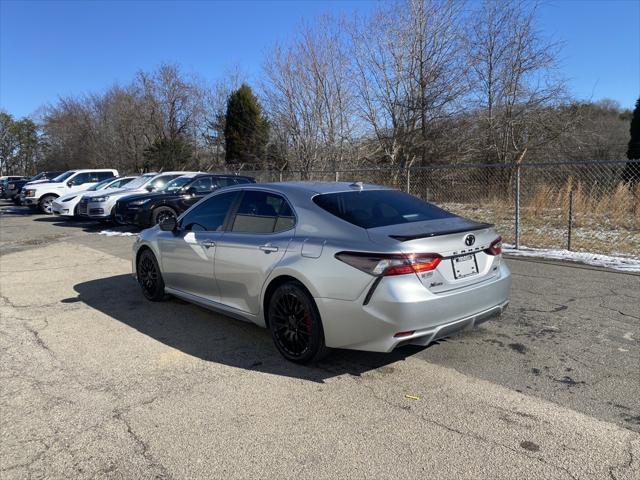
[
  {"xmin": 623, "ymin": 97, "xmax": 640, "ymax": 183},
  {"xmin": 224, "ymin": 84, "xmax": 268, "ymax": 164}
]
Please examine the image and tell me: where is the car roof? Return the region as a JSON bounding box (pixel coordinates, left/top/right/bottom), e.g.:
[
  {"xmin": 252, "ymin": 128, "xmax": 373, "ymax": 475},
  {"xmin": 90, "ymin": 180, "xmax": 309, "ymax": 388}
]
[{"xmin": 234, "ymin": 181, "xmax": 392, "ymax": 196}]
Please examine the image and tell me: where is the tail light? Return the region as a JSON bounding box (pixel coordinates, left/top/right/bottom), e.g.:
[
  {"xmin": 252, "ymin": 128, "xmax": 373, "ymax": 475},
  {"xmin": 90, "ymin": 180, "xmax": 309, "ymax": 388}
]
[
  {"xmin": 336, "ymin": 251, "xmax": 441, "ymax": 277},
  {"xmin": 486, "ymin": 236, "xmax": 502, "ymax": 256}
]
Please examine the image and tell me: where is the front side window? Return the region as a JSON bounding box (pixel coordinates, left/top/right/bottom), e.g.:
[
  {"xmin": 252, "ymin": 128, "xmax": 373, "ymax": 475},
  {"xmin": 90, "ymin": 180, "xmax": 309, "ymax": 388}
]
[
  {"xmin": 231, "ymin": 190, "xmax": 295, "ymax": 234},
  {"xmin": 180, "ymin": 191, "xmax": 238, "ymax": 232},
  {"xmin": 70, "ymin": 172, "xmax": 92, "ymax": 185},
  {"xmin": 188, "ymin": 176, "xmax": 214, "ymax": 193},
  {"xmin": 313, "ymin": 190, "xmax": 455, "ymax": 229}
]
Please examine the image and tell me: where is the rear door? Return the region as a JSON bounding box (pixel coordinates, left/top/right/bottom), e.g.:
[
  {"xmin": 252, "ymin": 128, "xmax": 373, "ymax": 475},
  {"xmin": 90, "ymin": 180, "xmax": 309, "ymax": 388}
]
[
  {"xmin": 158, "ymin": 191, "xmax": 239, "ymax": 302},
  {"xmin": 213, "ymin": 190, "xmax": 295, "ymax": 315}
]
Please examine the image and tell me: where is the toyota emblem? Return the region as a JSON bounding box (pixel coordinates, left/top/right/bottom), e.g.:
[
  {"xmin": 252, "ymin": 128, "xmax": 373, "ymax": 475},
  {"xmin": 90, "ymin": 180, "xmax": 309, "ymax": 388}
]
[{"xmin": 464, "ymin": 234, "xmax": 476, "ymax": 246}]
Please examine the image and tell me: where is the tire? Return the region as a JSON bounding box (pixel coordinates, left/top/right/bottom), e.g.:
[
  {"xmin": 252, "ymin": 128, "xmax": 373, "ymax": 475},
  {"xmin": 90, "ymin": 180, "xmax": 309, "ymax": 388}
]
[
  {"xmin": 38, "ymin": 194, "xmax": 57, "ymax": 214},
  {"xmin": 136, "ymin": 249, "xmax": 166, "ymax": 301},
  {"xmin": 151, "ymin": 206, "xmax": 177, "ymax": 226},
  {"xmin": 267, "ymin": 281, "xmax": 328, "ymax": 363}
]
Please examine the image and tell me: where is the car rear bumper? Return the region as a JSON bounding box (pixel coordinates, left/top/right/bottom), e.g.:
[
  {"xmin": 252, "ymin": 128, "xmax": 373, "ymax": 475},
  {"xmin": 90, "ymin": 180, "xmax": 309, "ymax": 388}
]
[{"xmin": 315, "ymin": 262, "xmax": 511, "ymax": 352}]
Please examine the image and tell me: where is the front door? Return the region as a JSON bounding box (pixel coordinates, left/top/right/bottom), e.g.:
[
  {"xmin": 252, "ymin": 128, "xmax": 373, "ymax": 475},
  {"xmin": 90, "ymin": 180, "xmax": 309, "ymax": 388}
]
[
  {"xmin": 214, "ymin": 190, "xmax": 296, "ymax": 315},
  {"xmin": 158, "ymin": 191, "xmax": 239, "ymax": 302}
]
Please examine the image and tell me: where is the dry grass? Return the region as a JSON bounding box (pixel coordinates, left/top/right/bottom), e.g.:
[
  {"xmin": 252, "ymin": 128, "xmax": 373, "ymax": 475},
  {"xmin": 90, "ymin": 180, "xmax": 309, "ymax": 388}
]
[{"xmin": 440, "ymin": 178, "xmax": 640, "ymax": 258}]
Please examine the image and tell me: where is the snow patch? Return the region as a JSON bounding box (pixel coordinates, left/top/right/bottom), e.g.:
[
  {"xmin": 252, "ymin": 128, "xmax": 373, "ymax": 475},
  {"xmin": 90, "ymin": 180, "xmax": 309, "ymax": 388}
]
[
  {"xmin": 96, "ymin": 230, "xmax": 138, "ymax": 237},
  {"xmin": 504, "ymin": 244, "xmax": 640, "ymax": 273}
]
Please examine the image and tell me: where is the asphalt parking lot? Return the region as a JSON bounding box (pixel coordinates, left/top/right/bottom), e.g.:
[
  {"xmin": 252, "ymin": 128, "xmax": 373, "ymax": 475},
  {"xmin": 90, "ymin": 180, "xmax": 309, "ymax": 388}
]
[{"xmin": 1, "ymin": 199, "xmax": 639, "ymax": 479}]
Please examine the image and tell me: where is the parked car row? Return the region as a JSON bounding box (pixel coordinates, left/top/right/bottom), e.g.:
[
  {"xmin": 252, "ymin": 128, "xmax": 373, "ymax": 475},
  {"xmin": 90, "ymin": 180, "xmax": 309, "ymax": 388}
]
[
  {"xmin": 3, "ymin": 170, "xmax": 511, "ymax": 363},
  {"xmin": 6, "ymin": 168, "xmax": 257, "ymax": 228}
]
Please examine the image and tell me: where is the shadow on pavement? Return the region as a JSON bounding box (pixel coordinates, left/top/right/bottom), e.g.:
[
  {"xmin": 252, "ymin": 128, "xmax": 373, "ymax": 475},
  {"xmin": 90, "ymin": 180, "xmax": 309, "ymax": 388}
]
[
  {"xmin": 33, "ymin": 216, "xmax": 139, "ymax": 234},
  {"xmin": 73, "ymin": 274, "xmax": 423, "ymax": 382}
]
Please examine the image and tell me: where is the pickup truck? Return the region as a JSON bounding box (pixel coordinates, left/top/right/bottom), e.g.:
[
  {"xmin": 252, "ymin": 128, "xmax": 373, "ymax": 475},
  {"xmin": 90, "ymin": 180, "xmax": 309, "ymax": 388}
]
[{"xmin": 22, "ymin": 169, "xmax": 118, "ymax": 213}]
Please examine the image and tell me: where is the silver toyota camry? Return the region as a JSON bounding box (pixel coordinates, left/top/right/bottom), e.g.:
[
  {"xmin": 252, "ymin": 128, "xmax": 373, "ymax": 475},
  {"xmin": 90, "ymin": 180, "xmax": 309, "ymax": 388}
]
[{"xmin": 133, "ymin": 182, "xmax": 511, "ymax": 363}]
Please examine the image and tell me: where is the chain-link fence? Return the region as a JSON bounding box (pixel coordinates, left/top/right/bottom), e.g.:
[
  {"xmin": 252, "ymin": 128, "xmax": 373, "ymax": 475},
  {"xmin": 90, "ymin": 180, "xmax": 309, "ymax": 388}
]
[{"xmin": 230, "ymin": 160, "xmax": 640, "ymax": 259}]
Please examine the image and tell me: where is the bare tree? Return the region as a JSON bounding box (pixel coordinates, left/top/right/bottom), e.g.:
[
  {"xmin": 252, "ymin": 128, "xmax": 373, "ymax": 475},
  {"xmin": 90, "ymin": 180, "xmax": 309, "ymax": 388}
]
[
  {"xmin": 466, "ymin": 0, "xmax": 568, "ymax": 165},
  {"xmin": 263, "ymin": 16, "xmax": 355, "ymax": 177}
]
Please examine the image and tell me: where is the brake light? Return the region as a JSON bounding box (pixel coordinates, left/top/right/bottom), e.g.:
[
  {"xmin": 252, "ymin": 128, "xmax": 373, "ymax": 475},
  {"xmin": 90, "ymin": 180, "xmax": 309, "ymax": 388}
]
[
  {"xmin": 336, "ymin": 251, "xmax": 441, "ymax": 277},
  {"xmin": 486, "ymin": 236, "xmax": 502, "ymax": 256}
]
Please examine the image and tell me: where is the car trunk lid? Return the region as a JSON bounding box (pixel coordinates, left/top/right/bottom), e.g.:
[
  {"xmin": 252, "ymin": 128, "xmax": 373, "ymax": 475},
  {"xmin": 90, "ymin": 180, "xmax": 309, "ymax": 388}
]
[{"xmin": 367, "ymin": 217, "xmax": 502, "ymax": 293}]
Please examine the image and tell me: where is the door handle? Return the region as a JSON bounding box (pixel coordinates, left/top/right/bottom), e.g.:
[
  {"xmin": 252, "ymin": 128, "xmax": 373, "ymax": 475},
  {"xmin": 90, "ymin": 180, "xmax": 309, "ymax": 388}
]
[
  {"xmin": 259, "ymin": 244, "xmax": 279, "ymax": 253},
  {"xmin": 200, "ymin": 241, "xmax": 216, "ymax": 248}
]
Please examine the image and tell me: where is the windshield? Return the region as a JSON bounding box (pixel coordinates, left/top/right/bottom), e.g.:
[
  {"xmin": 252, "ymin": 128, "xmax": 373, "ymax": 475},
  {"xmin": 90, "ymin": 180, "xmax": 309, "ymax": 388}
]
[
  {"xmin": 86, "ymin": 178, "xmax": 114, "ymax": 191},
  {"xmin": 122, "ymin": 174, "xmax": 155, "ymax": 190},
  {"xmin": 51, "ymin": 171, "xmax": 76, "ymax": 183},
  {"xmin": 29, "ymin": 172, "xmax": 46, "ymax": 181},
  {"xmin": 313, "ymin": 190, "xmax": 455, "ymax": 229},
  {"xmin": 159, "ymin": 176, "xmax": 193, "ymax": 193}
]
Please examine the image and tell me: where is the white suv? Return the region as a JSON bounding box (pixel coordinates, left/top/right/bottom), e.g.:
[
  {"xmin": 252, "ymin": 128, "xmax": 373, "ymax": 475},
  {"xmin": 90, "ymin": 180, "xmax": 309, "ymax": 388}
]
[
  {"xmin": 79, "ymin": 172, "xmax": 191, "ymax": 222},
  {"xmin": 23, "ymin": 169, "xmax": 119, "ymax": 213}
]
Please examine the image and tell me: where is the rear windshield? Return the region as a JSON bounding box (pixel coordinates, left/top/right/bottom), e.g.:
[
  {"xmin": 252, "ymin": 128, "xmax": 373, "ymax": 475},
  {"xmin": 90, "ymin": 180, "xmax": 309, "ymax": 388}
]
[{"xmin": 313, "ymin": 190, "xmax": 455, "ymax": 229}]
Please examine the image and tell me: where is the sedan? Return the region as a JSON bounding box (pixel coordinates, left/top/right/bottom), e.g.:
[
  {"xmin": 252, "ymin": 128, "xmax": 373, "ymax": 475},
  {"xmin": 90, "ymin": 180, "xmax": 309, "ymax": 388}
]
[{"xmin": 133, "ymin": 182, "xmax": 511, "ymax": 363}]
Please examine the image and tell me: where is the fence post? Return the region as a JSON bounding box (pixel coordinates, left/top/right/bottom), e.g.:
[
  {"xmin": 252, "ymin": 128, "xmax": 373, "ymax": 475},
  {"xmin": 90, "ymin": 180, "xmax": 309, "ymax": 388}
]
[
  {"xmin": 335, "ymin": 170, "xmax": 339, "ymax": 182},
  {"xmin": 567, "ymin": 190, "xmax": 573, "ymax": 251},
  {"xmin": 406, "ymin": 167, "xmax": 411, "ymax": 193},
  {"xmin": 279, "ymin": 171, "xmax": 283, "ymax": 182},
  {"xmin": 514, "ymin": 165, "xmax": 521, "ymax": 250}
]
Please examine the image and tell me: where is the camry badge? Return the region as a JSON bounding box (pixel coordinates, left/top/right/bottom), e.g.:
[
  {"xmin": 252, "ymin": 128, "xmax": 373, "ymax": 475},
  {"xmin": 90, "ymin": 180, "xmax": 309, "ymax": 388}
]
[{"xmin": 464, "ymin": 234, "xmax": 476, "ymax": 246}]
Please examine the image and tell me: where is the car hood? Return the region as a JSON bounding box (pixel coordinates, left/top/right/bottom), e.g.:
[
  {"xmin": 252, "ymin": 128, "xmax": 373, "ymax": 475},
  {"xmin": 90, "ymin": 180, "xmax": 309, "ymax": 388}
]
[
  {"xmin": 59, "ymin": 189, "xmax": 95, "ymax": 202},
  {"xmin": 119, "ymin": 191, "xmax": 178, "ymax": 204},
  {"xmin": 25, "ymin": 181, "xmax": 63, "ymax": 190},
  {"xmin": 26, "ymin": 179, "xmax": 57, "ymax": 186}
]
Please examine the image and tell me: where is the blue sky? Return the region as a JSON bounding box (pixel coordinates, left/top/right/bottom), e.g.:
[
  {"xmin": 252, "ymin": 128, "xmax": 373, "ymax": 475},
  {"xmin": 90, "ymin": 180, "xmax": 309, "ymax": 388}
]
[{"xmin": 1, "ymin": 0, "xmax": 638, "ymax": 118}]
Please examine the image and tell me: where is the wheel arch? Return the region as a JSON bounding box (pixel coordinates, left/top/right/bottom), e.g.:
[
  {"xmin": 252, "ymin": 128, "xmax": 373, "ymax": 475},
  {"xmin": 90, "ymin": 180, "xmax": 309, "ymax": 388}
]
[{"xmin": 261, "ymin": 274, "xmax": 317, "ymax": 328}]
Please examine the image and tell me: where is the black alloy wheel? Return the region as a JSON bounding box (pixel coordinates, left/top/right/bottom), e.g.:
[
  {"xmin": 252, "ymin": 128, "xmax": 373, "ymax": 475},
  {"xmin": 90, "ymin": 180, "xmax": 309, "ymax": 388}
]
[
  {"xmin": 268, "ymin": 282, "xmax": 327, "ymax": 363},
  {"xmin": 152, "ymin": 207, "xmax": 177, "ymax": 226},
  {"xmin": 137, "ymin": 249, "xmax": 165, "ymax": 301}
]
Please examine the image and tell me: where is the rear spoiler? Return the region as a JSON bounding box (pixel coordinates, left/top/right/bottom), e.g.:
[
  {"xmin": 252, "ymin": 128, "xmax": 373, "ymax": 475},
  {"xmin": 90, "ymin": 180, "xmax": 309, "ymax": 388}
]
[{"xmin": 389, "ymin": 222, "xmax": 494, "ymax": 242}]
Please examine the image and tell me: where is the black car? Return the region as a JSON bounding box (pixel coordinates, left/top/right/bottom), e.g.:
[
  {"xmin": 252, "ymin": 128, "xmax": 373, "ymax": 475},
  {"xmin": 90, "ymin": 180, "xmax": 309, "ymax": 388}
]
[
  {"xmin": 8, "ymin": 171, "xmax": 65, "ymax": 204},
  {"xmin": 0, "ymin": 176, "xmax": 27, "ymax": 198},
  {"xmin": 114, "ymin": 173, "xmax": 256, "ymax": 228}
]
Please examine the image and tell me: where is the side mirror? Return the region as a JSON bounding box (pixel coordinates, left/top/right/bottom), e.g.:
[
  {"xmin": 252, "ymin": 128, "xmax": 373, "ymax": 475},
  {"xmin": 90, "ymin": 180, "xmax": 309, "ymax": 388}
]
[
  {"xmin": 159, "ymin": 216, "xmax": 177, "ymax": 232},
  {"xmin": 146, "ymin": 185, "xmax": 154, "ymax": 192},
  {"xmin": 67, "ymin": 180, "xmax": 74, "ymax": 187}
]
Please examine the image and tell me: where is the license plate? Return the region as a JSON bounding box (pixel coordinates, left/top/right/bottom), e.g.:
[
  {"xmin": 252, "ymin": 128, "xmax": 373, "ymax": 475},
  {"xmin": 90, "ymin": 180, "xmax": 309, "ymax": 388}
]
[{"xmin": 452, "ymin": 254, "xmax": 479, "ymax": 279}]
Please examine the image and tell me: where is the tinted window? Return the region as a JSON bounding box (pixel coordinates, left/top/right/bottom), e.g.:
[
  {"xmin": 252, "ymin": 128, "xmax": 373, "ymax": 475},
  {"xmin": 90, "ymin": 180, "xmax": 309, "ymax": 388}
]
[
  {"xmin": 231, "ymin": 190, "xmax": 295, "ymax": 233},
  {"xmin": 213, "ymin": 177, "xmax": 237, "ymax": 188},
  {"xmin": 70, "ymin": 172, "xmax": 93, "ymax": 185},
  {"xmin": 95, "ymin": 171, "xmax": 115, "ymax": 181},
  {"xmin": 313, "ymin": 190, "xmax": 455, "ymax": 229},
  {"xmin": 189, "ymin": 176, "xmax": 214, "ymax": 193},
  {"xmin": 233, "ymin": 177, "xmax": 254, "ymax": 184},
  {"xmin": 180, "ymin": 191, "xmax": 238, "ymax": 232},
  {"xmin": 149, "ymin": 174, "xmax": 180, "ymax": 191}
]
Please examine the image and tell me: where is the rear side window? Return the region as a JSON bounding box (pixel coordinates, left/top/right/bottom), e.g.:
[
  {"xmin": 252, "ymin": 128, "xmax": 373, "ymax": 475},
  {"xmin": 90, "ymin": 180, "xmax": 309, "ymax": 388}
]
[
  {"xmin": 180, "ymin": 191, "xmax": 238, "ymax": 232},
  {"xmin": 95, "ymin": 171, "xmax": 115, "ymax": 181},
  {"xmin": 313, "ymin": 190, "xmax": 454, "ymax": 229},
  {"xmin": 231, "ymin": 190, "xmax": 295, "ymax": 233},
  {"xmin": 189, "ymin": 176, "xmax": 214, "ymax": 193}
]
